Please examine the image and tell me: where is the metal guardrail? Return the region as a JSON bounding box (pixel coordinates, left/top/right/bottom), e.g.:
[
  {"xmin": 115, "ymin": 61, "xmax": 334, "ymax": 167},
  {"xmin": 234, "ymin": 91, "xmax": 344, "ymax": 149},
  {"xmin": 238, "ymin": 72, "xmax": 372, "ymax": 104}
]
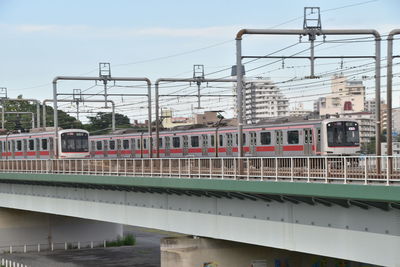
[{"xmin": 0, "ymin": 156, "xmax": 399, "ymax": 185}]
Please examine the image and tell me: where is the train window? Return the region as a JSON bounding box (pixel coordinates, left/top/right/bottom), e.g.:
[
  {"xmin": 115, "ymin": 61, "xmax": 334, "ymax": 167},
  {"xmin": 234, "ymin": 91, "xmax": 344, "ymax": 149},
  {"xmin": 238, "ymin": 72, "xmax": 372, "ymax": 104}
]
[
  {"xmin": 172, "ymin": 137, "xmax": 180, "ymax": 148},
  {"xmin": 159, "ymin": 138, "xmax": 163, "ymax": 148},
  {"xmin": 211, "ymin": 135, "xmax": 215, "ymax": 146},
  {"xmin": 235, "ymin": 134, "xmax": 238, "ymax": 145},
  {"xmin": 16, "ymin": 140, "xmax": 22, "ymax": 151},
  {"xmin": 137, "ymin": 139, "xmax": 141, "ymax": 149},
  {"xmin": 242, "ymin": 133, "xmax": 246, "ymax": 145},
  {"xmin": 260, "ymin": 132, "xmax": 271, "ymax": 145},
  {"xmin": 28, "ymin": 140, "xmax": 35, "ymax": 151},
  {"xmin": 109, "ymin": 140, "xmax": 116, "ymax": 150},
  {"xmin": 123, "ymin": 139, "xmax": 129, "ymax": 149},
  {"xmin": 8, "ymin": 141, "xmax": 11, "ymax": 152},
  {"xmin": 318, "ymin": 129, "xmax": 321, "ymax": 142},
  {"xmin": 219, "ymin": 135, "xmax": 223, "ymax": 147},
  {"xmin": 41, "ymin": 139, "xmax": 48, "ymax": 150},
  {"xmin": 191, "ymin": 136, "xmax": 199, "ymax": 147},
  {"xmin": 143, "ymin": 139, "xmax": 147, "ymax": 149},
  {"xmin": 287, "ymin": 131, "xmax": 299, "ymax": 144},
  {"xmin": 96, "ymin": 141, "xmax": 103, "ymax": 150}
]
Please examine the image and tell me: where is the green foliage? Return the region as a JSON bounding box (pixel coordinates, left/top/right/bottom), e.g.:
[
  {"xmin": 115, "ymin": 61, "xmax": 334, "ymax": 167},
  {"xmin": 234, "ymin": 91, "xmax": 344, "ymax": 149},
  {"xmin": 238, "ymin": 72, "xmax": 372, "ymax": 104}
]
[
  {"xmin": 105, "ymin": 234, "xmax": 136, "ymax": 247},
  {"xmin": 84, "ymin": 112, "xmax": 131, "ymax": 134},
  {"xmin": 1, "ymin": 95, "xmax": 81, "ymax": 131}
]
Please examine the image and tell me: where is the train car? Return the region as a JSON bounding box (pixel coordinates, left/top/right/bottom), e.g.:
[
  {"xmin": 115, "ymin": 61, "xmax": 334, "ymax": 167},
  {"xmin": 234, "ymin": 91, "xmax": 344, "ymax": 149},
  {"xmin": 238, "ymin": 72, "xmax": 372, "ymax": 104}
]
[
  {"xmin": 89, "ymin": 118, "xmax": 360, "ymax": 158},
  {"xmin": 0, "ymin": 129, "xmax": 89, "ymax": 159}
]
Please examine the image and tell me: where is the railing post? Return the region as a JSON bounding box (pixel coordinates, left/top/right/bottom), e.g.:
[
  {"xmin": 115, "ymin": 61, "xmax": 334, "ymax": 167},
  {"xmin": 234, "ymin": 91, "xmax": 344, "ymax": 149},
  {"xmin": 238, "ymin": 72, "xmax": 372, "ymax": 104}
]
[
  {"xmin": 23, "ymin": 244, "xmax": 26, "ymax": 253},
  {"xmin": 65, "ymin": 242, "xmax": 67, "ymax": 250},
  {"xmin": 91, "ymin": 241, "xmax": 93, "ymax": 249},
  {"xmin": 290, "ymin": 157, "xmax": 294, "ymax": 182},
  {"xmin": 169, "ymin": 158, "xmax": 172, "ymax": 177},
  {"xmin": 188, "ymin": 158, "xmax": 191, "ymax": 178},
  {"xmin": 260, "ymin": 158, "xmax": 264, "ymax": 181},
  {"xmin": 103, "ymin": 240, "xmax": 106, "ymax": 248},
  {"xmin": 307, "ymin": 157, "xmax": 310, "ymax": 183},
  {"xmin": 209, "ymin": 158, "xmax": 212, "ymax": 179},
  {"xmin": 124, "ymin": 158, "xmax": 127, "ymax": 176},
  {"xmin": 222, "ymin": 158, "xmax": 224, "ymax": 180},
  {"xmin": 51, "ymin": 242, "xmax": 54, "ymax": 251},
  {"xmin": 246, "ymin": 158, "xmax": 250, "ymax": 181},
  {"xmin": 78, "ymin": 242, "xmax": 80, "ymax": 250},
  {"xmin": 198, "ymin": 158, "xmax": 201, "ymax": 179},
  {"xmin": 275, "ymin": 158, "xmax": 278, "ymax": 181},
  {"xmin": 364, "ymin": 157, "xmax": 368, "ymax": 185},
  {"xmin": 9, "ymin": 245, "xmax": 12, "ymax": 254},
  {"xmin": 178, "ymin": 159, "xmax": 181, "ymax": 178},
  {"xmin": 116, "ymin": 159, "xmax": 119, "ymax": 175},
  {"xmin": 344, "ymin": 157, "xmax": 347, "ymax": 184},
  {"xmin": 325, "ymin": 157, "xmax": 328, "ymax": 183},
  {"xmin": 37, "ymin": 243, "xmax": 40, "ymax": 252},
  {"xmin": 386, "ymin": 156, "xmax": 390, "ymax": 186},
  {"xmin": 141, "ymin": 159, "xmax": 144, "ymax": 176},
  {"xmin": 150, "ymin": 158, "xmax": 153, "ymax": 176}
]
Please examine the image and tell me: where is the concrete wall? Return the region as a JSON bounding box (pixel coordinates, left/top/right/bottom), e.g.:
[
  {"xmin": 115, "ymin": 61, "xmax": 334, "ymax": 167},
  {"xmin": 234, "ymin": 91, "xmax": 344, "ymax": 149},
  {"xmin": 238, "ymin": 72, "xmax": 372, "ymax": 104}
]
[
  {"xmin": 0, "ymin": 207, "xmax": 122, "ymax": 251},
  {"xmin": 161, "ymin": 236, "xmax": 378, "ymax": 267}
]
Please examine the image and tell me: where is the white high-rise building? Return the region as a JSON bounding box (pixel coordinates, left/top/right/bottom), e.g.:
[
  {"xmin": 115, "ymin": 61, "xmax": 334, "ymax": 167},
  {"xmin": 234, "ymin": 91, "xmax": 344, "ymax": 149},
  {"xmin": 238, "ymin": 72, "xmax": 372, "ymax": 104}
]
[{"xmin": 242, "ymin": 78, "xmax": 289, "ymax": 124}]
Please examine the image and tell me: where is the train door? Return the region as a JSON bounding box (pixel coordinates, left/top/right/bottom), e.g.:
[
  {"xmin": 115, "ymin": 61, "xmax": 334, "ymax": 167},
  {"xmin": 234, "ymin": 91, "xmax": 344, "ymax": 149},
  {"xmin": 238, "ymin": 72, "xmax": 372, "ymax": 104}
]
[
  {"xmin": 201, "ymin": 134, "xmax": 208, "ymax": 156},
  {"xmin": 303, "ymin": 128, "xmax": 313, "ymax": 155},
  {"xmin": 130, "ymin": 138, "xmax": 136, "ymax": 158},
  {"xmin": 316, "ymin": 128, "xmax": 321, "ymax": 153},
  {"xmin": 249, "ymin": 131, "xmax": 257, "ymax": 156},
  {"xmin": 275, "ymin": 130, "xmax": 283, "ymax": 156},
  {"xmin": 183, "ymin": 135, "xmax": 188, "ymax": 156},
  {"xmin": 23, "ymin": 140, "xmax": 27, "ymax": 159},
  {"xmin": 0, "ymin": 141, "xmax": 2, "ymax": 159},
  {"xmin": 104, "ymin": 140, "xmax": 109, "ymax": 158},
  {"xmin": 165, "ymin": 137, "xmax": 171, "ymax": 157},
  {"xmin": 35, "ymin": 138, "xmax": 40, "ymax": 159},
  {"xmin": 49, "ymin": 138, "xmax": 54, "ymax": 158},
  {"xmin": 117, "ymin": 139, "xmax": 122, "ymax": 157},
  {"xmin": 90, "ymin": 141, "xmax": 96, "ymax": 157},
  {"xmin": 226, "ymin": 133, "xmax": 233, "ymax": 156}
]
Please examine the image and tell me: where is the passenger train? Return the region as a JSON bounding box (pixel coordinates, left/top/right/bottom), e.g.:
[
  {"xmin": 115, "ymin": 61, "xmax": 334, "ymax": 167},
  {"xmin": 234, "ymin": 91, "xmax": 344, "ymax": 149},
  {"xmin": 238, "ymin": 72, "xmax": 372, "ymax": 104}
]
[{"xmin": 0, "ymin": 118, "xmax": 360, "ymax": 159}]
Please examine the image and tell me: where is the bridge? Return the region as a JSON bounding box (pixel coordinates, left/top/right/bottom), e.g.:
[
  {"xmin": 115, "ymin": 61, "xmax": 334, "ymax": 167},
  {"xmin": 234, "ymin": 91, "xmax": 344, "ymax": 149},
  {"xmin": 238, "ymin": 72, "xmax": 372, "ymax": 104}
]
[{"xmin": 0, "ymin": 156, "xmax": 399, "ymax": 266}]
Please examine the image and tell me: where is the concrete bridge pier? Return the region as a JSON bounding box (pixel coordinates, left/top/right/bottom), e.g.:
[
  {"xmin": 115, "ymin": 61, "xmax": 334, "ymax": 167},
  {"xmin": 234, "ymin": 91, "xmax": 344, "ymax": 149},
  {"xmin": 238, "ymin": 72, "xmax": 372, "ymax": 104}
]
[
  {"xmin": 0, "ymin": 207, "xmax": 122, "ymax": 251},
  {"xmin": 161, "ymin": 236, "xmax": 379, "ymax": 267}
]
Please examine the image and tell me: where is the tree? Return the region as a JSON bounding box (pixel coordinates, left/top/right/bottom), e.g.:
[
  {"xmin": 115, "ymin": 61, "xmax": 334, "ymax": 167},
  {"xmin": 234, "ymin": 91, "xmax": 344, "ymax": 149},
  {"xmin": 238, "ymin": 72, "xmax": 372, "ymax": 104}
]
[
  {"xmin": 1, "ymin": 95, "xmax": 82, "ymax": 131},
  {"xmin": 84, "ymin": 112, "xmax": 131, "ymax": 134}
]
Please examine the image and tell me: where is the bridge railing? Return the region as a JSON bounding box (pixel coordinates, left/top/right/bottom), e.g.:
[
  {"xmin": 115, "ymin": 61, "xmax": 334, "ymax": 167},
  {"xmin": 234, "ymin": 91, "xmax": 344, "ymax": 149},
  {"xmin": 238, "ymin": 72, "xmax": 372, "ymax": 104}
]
[{"xmin": 0, "ymin": 156, "xmax": 399, "ymax": 185}]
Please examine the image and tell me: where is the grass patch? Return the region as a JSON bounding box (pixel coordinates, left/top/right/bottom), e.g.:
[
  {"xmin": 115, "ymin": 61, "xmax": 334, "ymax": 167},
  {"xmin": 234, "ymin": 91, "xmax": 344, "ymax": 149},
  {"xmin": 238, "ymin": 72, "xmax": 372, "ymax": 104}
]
[{"xmin": 106, "ymin": 234, "xmax": 136, "ymax": 247}]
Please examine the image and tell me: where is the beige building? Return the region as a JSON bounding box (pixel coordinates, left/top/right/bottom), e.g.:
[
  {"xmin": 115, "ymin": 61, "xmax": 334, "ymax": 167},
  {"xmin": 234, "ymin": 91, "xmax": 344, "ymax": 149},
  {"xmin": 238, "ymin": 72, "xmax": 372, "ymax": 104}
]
[
  {"xmin": 289, "ymin": 103, "xmax": 312, "ymax": 117},
  {"xmin": 315, "ymin": 75, "xmax": 366, "ymax": 116},
  {"xmin": 161, "ymin": 110, "xmax": 224, "ymax": 129},
  {"xmin": 393, "ymin": 107, "xmax": 400, "ymax": 134}
]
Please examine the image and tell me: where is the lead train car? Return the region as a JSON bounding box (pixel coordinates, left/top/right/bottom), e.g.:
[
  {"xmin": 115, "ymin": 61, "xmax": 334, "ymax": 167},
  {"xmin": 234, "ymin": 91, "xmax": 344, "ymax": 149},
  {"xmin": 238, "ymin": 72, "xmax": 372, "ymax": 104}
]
[
  {"xmin": 0, "ymin": 129, "xmax": 90, "ymax": 159},
  {"xmin": 89, "ymin": 118, "xmax": 360, "ymax": 158}
]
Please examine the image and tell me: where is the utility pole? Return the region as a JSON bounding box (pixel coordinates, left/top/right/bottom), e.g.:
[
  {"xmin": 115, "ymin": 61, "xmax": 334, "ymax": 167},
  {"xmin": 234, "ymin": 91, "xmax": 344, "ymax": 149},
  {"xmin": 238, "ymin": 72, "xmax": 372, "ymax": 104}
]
[
  {"xmin": 99, "ymin": 63, "xmax": 111, "ymax": 108},
  {"xmin": 193, "ymin": 65, "xmax": 205, "ymax": 109},
  {"xmin": 0, "ymin": 88, "xmax": 7, "ymax": 130},
  {"xmin": 73, "ymin": 89, "xmax": 82, "ymax": 121}
]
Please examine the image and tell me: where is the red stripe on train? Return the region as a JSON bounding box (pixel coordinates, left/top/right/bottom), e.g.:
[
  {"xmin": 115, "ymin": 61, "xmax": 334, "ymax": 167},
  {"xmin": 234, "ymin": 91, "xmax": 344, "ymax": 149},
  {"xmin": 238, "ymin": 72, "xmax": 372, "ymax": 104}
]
[
  {"xmin": 256, "ymin": 146, "xmax": 275, "ymax": 152},
  {"xmin": 283, "ymin": 145, "xmax": 303, "ymax": 151}
]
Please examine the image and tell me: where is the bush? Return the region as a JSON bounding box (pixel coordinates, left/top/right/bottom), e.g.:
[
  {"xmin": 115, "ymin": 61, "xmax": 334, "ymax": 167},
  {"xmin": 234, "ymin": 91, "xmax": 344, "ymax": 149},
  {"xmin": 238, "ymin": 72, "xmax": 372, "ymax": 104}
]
[{"xmin": 106, "ymin": 234, "xmax": 136, "ymax": 247}]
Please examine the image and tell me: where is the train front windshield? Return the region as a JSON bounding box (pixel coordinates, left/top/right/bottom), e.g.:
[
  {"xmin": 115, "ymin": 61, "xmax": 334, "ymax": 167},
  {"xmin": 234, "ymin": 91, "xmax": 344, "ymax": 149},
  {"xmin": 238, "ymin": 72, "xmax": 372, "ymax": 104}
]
[
  {"xmin": 61, "ymin": 132, "xmax": 89, "ymax": 152},
  {"xmin": 327, "ymin": 121, "xmax": 359, "ymax": 147}
]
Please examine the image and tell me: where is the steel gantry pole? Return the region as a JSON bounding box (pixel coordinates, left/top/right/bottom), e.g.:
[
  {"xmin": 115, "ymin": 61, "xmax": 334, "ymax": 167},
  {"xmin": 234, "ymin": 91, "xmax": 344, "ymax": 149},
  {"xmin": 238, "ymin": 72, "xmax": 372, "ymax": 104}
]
[
  {"xmin": 386, "ymin": 29, "xmax": 400, "ymax": 157},
  {"xmin": 155, "ymin": 77, "xmax": 237, "ymax": 158},
  {"xmin": 42, "ymin": 99, "xmax": 116, "ymax": 132},
  {"xmin": 235, "ymin": 28, "xmax": 381, "ymax": 156},
  {"xmin": 53, "ymin": 76, "xmax": 152, "ymax": 158}
]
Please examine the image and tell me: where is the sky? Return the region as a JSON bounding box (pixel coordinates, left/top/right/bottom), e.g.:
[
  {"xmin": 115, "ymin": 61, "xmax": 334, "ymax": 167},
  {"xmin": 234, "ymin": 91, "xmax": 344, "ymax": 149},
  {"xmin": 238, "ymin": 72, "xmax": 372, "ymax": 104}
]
[{"xmin": 0, "ymin": 0, "xmax": 399, "ymax": 122}]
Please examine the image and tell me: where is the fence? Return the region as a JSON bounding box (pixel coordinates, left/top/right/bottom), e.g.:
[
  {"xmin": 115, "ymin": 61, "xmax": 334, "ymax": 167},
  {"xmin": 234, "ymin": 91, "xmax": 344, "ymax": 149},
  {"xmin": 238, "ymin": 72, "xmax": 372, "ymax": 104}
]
[{"xmin": 0, "ymin": 156, "xmax": 399, "ymax": 185}]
